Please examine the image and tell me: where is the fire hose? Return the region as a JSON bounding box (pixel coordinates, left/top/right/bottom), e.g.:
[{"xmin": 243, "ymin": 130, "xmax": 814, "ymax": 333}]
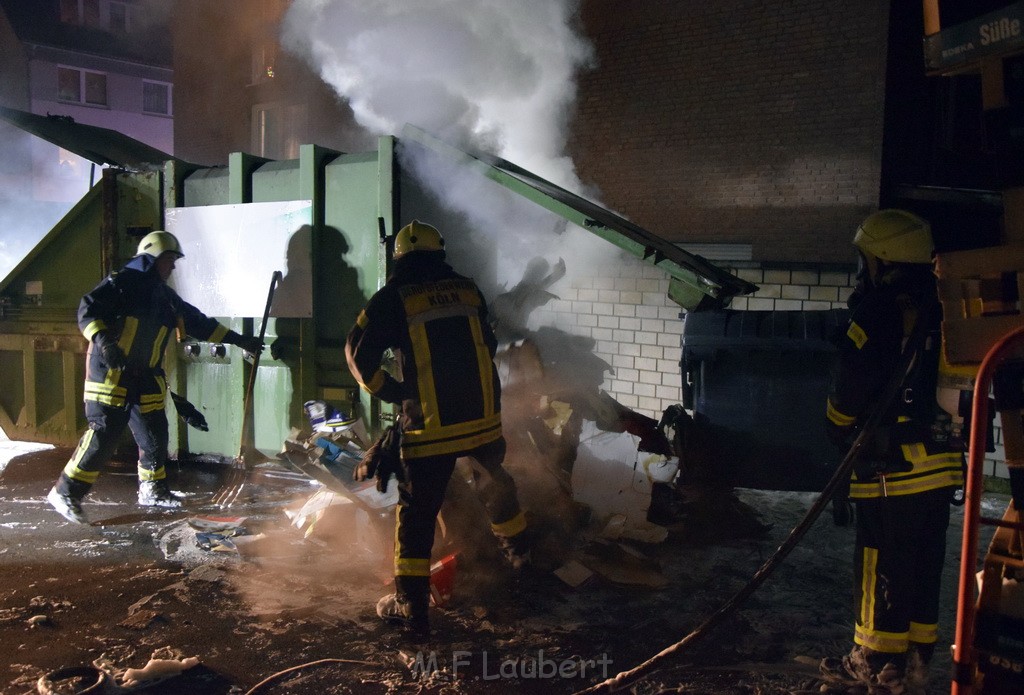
[{"xmin": 574, "ymin": 301, "xmax": 937, "ymax": 695}]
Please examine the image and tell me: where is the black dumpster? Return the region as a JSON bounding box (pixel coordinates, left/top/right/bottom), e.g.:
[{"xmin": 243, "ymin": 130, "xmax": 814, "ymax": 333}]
[{"xmin": 680, "ymin": 309, "xmax": 850, "ymax": 491}]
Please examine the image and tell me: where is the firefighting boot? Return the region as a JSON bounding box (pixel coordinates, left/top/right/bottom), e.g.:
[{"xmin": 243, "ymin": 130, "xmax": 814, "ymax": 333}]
[
  {"xmin": 378, "ymin": 576, "xmax": 430, "ymax": 640},
  {"xmin": 138, "ymin": 480, "xmax": 183, "ymax": 508},
  {"xmin": 47, "ymin": 486, "xmax": 88, "ymax": 524},
  {"xmin": 496, "ymin": 518, "xmax": 535, "ymax": 572},
  {"xmin": 903, "ymin": 643, "xmax": 933, "ymax": 695},
  {"xmin": 819, "ymin": 646, "xmax": 907, "ymax": 695}
]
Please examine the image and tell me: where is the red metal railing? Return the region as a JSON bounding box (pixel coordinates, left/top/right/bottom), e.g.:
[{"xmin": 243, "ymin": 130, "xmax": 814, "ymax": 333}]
[{"xmin": 951, "ymin": 325, "xmax": 1024, "ymax": 695}]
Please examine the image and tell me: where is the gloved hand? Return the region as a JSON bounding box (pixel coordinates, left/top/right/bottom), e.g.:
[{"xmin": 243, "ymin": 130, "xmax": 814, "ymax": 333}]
[
  {"xmin": 94, "ymin": 331, "xmax": 128, "ymax": 370},
  {"xmin": 825, "ymin": 420, "xmax": 856, "ymax": 450},
  {"xmin": 170, "ymin": 391, "xmax": 209, "ymax": 431},
  {"xmin": 399, "ymin": 399, "xmax": 424, "ymax": 430},
  {"xmin": 225, "ymin": 331, "xmax": 264, "ymax": 356},
  {"xmin": 354, "ymin": 425, "xmax": 405, "ymax": 493}
]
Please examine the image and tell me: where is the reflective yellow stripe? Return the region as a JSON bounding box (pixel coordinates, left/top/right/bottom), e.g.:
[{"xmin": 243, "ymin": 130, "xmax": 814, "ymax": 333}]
[
  {"xmin": 119, "ymin": 316, "xmax": 138, "ymax": 353},
  {"xmin": 401, "ymin": 413, "xmax": 503, "ymax": 458},
  {"xmin": 491, "ymin": 511, "xmax": 527, "ymax": 539},
  {"xmin": 149, "ymin": 326, "xmax": 167, "ymax": 368},
  {"xmin": 395, "ymin": 557, "xmax": 432, "ymax": 577},
  {"xmin": 401, "ymin": 424, "xmax": 503, "ymax": 458},
  {"xmin": 408, "ymin": 322, "xmax": 440, "ymax": 427},
  {"xmin": 827, "ymin": 399, "xmax": 856, "ymax": 427},
  {"xmin": 62, "ymin": 463, "xmax": 100, "ymax": 484},
  {"xmin": 82, "ymin": 320, "xmax": 107, "ymax": 341},
  {"xmin": 469, "ymin": 318, "xmax": 494, "ymax": 416},
  {"xmin": 84, "ymin": 381, "xmax": 127, "ymax": 396},
  {"xmin": 84, "ymin": 380, "xmax": 127, "ymax": 407},
  {"xmin": 854, "ymin": 625, "xmax": 909, "ymax": 653},
  {"xmin": 909, "ymin": 621, "xmax": 938, "ymax": 645},
  {"xmin": 209, "ymin": 324, "xmax": 229, "ymax": 343},
  {"xmin": 356, "ymin": 310, "xmax": 369, "ymax": 328},
  {"xmin": 139, "ymin": 400, "xmax": 166, "ymax": 413},
  {"xmin": 403, "ymin": 285, "xmax": 480, "ymax": 317},
  {"xmin": 360, "ymin": 369, "xmax": 387, "ymax": 395},
  {"xmin": 138, "ymin": 465, "xmax": 166, "ymax": 481},
  {"xmin": 849, "ymin": 450, "xmax": 964, "ymax": 499},
  {"xmin": 847, "ymin": 321, "xmax": 868, "ymax": 349},
  {"xmin": 859, "ymin": 546, "xmax": 877, "ymax": 631},
  {"xmin": 63, "ymin": 430, "xmax": 100, "ymax": 483},
  {"xmin": 403, "ymin": 412, "xmax": 503, "ymax": 442}
]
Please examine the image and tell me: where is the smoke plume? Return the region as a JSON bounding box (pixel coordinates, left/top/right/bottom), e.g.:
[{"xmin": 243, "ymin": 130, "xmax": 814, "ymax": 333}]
[
  {"xmin": 281, "ymin": 0, "xmax": 593, "ymax": 190},
  {"xmin": 280, "ymin": 0, "xmax": 626, "ymax": 292}
]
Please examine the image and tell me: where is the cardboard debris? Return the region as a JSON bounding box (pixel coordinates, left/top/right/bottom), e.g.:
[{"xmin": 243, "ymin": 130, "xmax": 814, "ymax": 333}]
[
  {"xmin": 553, "ymin": 560, "xmax": 595, "ymax": 588},
  {"xmin": 187, "ymin": 515, "xmax": 247, "ymax": 533},
  {"xmin": 578, "ymin": 541, "xmax": 669, "ymax": 589},
  {"xmin": 571, "ymin": 421, "xmax": 674, "ymax": 544},
  {"xmin": 119, "ymin": 609, "xmax": 160, "ymax": 630}
]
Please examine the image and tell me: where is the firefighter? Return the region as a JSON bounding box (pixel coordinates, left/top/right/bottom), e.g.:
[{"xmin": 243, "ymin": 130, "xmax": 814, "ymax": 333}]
[
  {"xmin": 46, "ymin": 231, "xmax": 264, "ymax": 524},
  {"xmin": 345, "ymin": 219, "xmax": 530, "ymax": 639},
  {"xmin": 819, "ymin": 210, "xmax": 965, "ymax": 695}
]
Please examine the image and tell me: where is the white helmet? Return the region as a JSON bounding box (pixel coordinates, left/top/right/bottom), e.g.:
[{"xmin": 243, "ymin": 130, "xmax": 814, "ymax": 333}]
[{"xmin": 137, "ymin": 231, "xmax": 184, "ymax": 259}]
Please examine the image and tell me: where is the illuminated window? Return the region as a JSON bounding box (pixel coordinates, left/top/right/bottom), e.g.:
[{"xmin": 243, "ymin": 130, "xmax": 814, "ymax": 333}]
[
  {"xmin": 57, "ymin": 66, "xmax": 107, "ymax": 106},
  {"xmin": 143, "ymin": 81, "xmax": 171, "ymax": 115},
  {"xmin": 251, "ymin": 42, "xmax": 277, "ymax": 84}
]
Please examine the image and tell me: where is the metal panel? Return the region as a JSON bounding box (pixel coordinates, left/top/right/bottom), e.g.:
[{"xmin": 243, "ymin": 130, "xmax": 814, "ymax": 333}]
[
  {"xmin": 398, "ymin": 125, "xmax": 758, "ymax": 310},
  {"xmin": 0, "ymin": 178, "xmax": 110, "ymax": 444},
  {"xmin": 320, "ymin": 141, "xmax": 392, "ymax": 428},
  {"xmin": 165, "ymin": 201, "xmax": 313, "ymax": 317}
]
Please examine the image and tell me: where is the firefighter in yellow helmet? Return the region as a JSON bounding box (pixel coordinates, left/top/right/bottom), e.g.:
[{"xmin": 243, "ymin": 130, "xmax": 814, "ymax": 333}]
[
  {"xmin": 820, "ymin": 210, "xmax": 965, "ymax": 694},
  {"xmin": 46, "ymin": 231, "xmax": 265, "ymax": 524},
  {"xmin": 345, "ymin": 220, "xmax": 530, "ymax": 639}
]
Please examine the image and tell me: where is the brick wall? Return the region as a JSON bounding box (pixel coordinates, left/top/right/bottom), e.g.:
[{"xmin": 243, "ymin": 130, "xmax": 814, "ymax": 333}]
[
  {"xmin": 534, "ymin": 257, "xmax": 1010, "ymax": 479},
  {"xmin": 570, "ymin": 0, "xmax": 891, "ymax": 265}
]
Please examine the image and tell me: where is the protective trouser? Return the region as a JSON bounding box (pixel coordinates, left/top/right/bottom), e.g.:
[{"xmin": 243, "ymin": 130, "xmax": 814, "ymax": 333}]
[
  {"xmin": 851, "ymin": 487, "xmax": 953, "ymax": 655},
  {"xmin": 393, "ymin": 437, "xmax": 526, "ymax": 614},
  {"xmin": 55, "ymin": 399, "xmax": 169, "ymax": 500}
]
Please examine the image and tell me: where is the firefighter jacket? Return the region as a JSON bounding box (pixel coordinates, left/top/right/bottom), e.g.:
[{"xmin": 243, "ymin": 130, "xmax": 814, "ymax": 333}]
[
  {"xmin": 826, "ymin": 272, "xmax": 964, "ymax": 500},
  {"xmin": 79, "ymin": 254, "xmax": 231, "ymax": 412},
  {"xmin": 345, "ymin": 252, "xmax": 503, "ymax": 460}
]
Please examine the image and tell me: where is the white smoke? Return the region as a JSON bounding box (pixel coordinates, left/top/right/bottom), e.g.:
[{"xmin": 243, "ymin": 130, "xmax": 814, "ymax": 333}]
[
  {"xmin": 0, "ymin": 130, "xmax": 91, "ymax": 282},
  {"xmin": 280, "ymin": 0, "xmax": 628, "ymax": 293},
  {"xmin": 281, "ymin": 0, "xmax": 594, "ymax": 190}
]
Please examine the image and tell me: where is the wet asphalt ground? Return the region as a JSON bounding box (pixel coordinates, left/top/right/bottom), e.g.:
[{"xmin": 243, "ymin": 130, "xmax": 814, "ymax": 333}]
[{"xmin": 0, "ymin": 432, "xmax": 1012, "ymax": 695}]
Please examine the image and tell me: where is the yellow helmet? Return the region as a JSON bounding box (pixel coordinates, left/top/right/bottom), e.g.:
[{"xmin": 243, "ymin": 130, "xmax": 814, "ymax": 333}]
[
  {"xmin": 853, "ymin": 209, "xmax": 933, "ymax": 264},
  {"xmin": 137, "ymin": 231, "xmax": 184, "ymax": 259},
  {"xmin": 394, "ymin": 220, "xmax": 444, "ymax": 258}
]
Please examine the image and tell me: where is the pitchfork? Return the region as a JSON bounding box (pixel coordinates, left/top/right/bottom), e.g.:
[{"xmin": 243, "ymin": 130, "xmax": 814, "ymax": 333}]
[{"xmin": 211, "ymin": 270, "xmax": 282, "ymax": 508}]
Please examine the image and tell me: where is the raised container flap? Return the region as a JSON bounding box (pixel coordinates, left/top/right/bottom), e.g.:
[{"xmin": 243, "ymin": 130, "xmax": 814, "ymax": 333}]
[{"xmin": 399, "ymin": 124, "xmax": 758, "ymax": 311}]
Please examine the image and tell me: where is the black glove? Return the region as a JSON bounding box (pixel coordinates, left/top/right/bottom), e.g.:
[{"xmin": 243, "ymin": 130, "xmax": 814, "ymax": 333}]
[
  {"xmin": 354, "ymin": 425, "xmax": 405, "ymax": 493},
  {"xmin": 225, "ymin": 331, "xmax": 264, "ymax": 356},
  {"xmin": 94, "ymin": 331, "xmax": 128, "ymax": 370},
  {"xmin": 826, "ymin": 420, "xmax": 856, "ymax": 450},
  {"xmin": 170, "ymin": 391, "xmax": 209, "ymax": 431}
]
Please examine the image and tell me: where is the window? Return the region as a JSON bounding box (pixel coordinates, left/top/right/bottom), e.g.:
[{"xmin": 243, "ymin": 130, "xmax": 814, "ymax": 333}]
[
  {"xmin": 57, "ymin": 66, "xmax": 107, "ymax": 106},
  {"xmin": 60, "ymin": 0, "xmax": 130, "ymax": 32},
  {"xmin": 143, "ymin": 81, "xmax": 171, "ymax": 115},
  {"xmin": 60, "ymin": 0, "xmax": 100, "ymax": 26},
  {"xmin": 253, "ymin": 102, "xmax": 305, "ymax": 160},
  {"xmin": 59, "ymin": 0, "xmax": 79, "ymax": 23},
  {"xmin": 108, "ymin": 1, "xmax": 129, "ymax": 33},
  {"xmin": 251, "ymin": 42, "xmax": 278, "ymax": 84}
]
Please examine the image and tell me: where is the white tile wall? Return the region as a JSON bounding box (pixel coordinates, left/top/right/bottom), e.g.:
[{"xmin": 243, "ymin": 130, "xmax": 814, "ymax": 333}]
[{"xmin": 528, "ymin": 256, "xmax": 1009, "ymax": 480}]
